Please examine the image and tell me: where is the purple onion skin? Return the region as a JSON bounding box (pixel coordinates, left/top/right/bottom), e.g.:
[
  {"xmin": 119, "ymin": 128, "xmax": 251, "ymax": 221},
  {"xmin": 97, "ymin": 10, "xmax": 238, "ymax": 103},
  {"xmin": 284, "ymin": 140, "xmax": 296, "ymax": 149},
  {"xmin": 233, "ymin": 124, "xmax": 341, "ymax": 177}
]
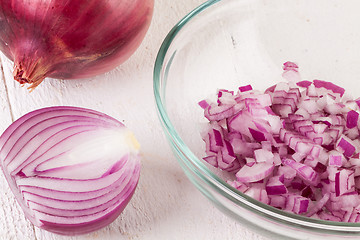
[{"xmin": 0, "ymin": 0, "xmax": 154, "ymax": 88}]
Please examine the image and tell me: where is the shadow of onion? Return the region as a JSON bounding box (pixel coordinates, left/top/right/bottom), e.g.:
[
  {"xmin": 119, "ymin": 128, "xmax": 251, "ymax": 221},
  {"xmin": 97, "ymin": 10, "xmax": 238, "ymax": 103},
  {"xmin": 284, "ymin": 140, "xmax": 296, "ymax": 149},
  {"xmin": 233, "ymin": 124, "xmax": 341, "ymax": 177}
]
[{"xmin": 101, "ymin": 152, "xmax": 194, "ymax": 237}]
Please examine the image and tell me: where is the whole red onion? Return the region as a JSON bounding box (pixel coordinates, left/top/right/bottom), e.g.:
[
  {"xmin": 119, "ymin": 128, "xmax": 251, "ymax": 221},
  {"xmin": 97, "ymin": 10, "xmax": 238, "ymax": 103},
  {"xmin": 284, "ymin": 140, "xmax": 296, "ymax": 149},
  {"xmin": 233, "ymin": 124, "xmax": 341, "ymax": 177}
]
[{"xmin": 0, "ymin": 0, "xmax": 154, "ymax": 88}]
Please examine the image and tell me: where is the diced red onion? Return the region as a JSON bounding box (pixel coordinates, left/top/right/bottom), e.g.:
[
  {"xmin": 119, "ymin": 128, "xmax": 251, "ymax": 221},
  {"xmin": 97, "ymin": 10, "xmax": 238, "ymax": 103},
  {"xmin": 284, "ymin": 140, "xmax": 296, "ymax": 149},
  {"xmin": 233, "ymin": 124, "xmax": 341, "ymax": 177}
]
[{"xmin": 199, "ymin": 62, "xmax": 360, "ymax": 222}]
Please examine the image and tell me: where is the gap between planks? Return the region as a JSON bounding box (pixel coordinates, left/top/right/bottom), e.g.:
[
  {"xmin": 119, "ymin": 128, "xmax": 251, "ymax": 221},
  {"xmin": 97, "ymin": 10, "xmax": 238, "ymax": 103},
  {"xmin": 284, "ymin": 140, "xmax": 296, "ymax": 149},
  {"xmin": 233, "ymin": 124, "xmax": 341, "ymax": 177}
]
[{"xmin": 0, "ymin": 59, "xmax": 14, "ymax": 122}]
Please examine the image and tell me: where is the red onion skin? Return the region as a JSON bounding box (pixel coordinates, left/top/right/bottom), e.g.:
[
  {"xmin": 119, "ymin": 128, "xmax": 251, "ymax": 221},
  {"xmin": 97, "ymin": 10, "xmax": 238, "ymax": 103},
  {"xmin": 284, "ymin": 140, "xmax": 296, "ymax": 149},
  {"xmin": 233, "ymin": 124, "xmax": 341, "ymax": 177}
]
[{"xmin": 0, "ymin": 0, "xmax": 154, "ymax": 88}]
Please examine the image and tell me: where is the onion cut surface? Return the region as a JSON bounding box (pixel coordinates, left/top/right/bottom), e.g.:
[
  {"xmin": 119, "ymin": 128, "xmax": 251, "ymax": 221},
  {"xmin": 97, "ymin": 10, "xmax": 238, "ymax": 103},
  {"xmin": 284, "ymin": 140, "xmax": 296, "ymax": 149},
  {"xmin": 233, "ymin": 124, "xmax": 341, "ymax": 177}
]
[
  {"xmin": 0, "ymin": 106, "xmax": 141, "ymax": 235},
  {"xmin": 200, "ymin": 62, "xmax": 360, "ymax": 222}
]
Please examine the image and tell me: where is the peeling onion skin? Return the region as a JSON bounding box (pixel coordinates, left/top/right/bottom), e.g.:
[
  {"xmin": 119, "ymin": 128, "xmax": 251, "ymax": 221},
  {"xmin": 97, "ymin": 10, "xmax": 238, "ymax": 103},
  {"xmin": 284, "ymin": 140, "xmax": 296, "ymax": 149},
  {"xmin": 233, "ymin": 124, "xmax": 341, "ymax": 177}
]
[
  {"xmin": 0, "ymin": 0, "xmax": 154, "ymax": 89},
  {"xmin": 0, "ymin": 106, "xmax": 141, "ymax": 235}
]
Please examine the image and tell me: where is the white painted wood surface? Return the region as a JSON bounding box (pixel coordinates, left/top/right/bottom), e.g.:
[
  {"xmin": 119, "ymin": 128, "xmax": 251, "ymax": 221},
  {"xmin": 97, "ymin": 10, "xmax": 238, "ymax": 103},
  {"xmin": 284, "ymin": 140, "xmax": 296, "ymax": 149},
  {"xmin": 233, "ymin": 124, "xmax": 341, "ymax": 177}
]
[{"xmin": 0, "ymin": 1, "xmax": 268, "ymax": 240}]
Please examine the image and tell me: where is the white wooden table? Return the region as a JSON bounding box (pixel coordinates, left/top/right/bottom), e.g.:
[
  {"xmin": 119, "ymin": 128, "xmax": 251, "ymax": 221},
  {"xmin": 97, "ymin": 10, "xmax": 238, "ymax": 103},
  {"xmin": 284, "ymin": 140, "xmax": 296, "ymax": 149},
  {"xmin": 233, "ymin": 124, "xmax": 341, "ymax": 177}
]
[{"xmin": 0, "ymin": 1, "xmax": 268, "ymax": 239}]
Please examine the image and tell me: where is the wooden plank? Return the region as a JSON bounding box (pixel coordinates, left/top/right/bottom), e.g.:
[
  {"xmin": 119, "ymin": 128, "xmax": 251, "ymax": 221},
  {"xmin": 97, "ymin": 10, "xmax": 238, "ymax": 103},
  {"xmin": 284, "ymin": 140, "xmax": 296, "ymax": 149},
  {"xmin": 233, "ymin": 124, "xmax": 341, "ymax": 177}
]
[
  {"xmin": 0, "ymin": 54, "xmax": 36, "ymax": 240},
  {"xmin": 0, "ymin": 54, "xmax": 13, "ymax": 132}
]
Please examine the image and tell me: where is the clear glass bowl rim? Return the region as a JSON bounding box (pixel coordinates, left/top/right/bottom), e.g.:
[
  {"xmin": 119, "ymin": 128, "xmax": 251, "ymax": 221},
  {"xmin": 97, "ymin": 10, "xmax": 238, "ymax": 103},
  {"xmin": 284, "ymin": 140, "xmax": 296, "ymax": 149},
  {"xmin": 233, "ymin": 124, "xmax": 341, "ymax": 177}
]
[{"xmin": 153, "ymin": 0, "xmax": 360, "ymax": 233}]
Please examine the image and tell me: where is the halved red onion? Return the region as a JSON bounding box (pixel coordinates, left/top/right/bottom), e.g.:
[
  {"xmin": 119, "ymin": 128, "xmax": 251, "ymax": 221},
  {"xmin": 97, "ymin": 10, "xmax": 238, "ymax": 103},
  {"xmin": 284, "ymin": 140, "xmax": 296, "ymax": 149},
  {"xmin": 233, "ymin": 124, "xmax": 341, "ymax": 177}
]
[{"xmin": 0, "ymin": 106, "xmax": 140, "ymax": 235}]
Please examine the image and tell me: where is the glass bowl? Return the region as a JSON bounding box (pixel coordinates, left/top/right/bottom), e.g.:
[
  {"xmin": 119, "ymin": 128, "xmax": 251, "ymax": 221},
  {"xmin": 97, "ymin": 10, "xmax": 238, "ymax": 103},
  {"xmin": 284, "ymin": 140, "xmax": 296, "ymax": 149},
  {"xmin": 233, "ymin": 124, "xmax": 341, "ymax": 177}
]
[{"xmin": 153, "ymin": 0, "xmax": 360, "ymax": 239}]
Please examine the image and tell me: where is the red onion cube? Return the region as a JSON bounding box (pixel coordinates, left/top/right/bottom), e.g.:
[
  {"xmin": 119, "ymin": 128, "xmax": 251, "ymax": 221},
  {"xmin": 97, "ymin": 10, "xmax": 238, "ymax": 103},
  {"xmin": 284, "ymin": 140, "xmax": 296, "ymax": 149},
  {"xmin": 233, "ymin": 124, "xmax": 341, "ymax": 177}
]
[
  {"xmin": 319, "ymin": 212, "xmax": 342, "ymax": 222},
  {"xmin": 350, "ymin": 157, "xmax": 360, "ymax": 168},
  {"xmin": 227, "ymin": 180, "xmax": 249, "ymax": 192},
  {"xmin": 239, "ymin": 84, "xmax": 253, "ymax": 92},
  {"xmin": 286, "ymin": 195, "xmax": 310, "ymax": 214},
  {"xmin": 273, "ymin": 153, "xmax": 282, "ymax": 166},
  {"xmin": 345, "ymin": 127, "xmax": 359, "ymax": 140},
  {"xmin": 254, "ymin": 94, "xmax": 272, "ymax": 107},
  {"xmin": 313, "ymin": 79, "xmax": 345, "ymax": 97},
  {"xmin": 213, "ymin": 129, "xmax": 224, "ymax": 147},
  {"xmin": 277, "ymin": 165, "xmax": 297, "ymax": 181},
  {"xmin": 283, "ymin": 159, "xmax": 318, "ymax": 185},
  {"xmin": 306, "ymin": 84, "xmax": 318, "ymax": 97},
  {"xmin": 198, "ymin": 100, "xmax": 209, "ymax": 109},
  {"xmin": 313, "ymin": 123, "xmax": 328, "ymax": 134},
  {"xmin": 244, "ymin": 185, "xmax": 269, "ymax": 204},
  {"xmin": 309, "ymin": 145, "xmax": 322, "ymax": 159},
  {"xmin": 274, "ymin": 82, "xmax": 290, "ymax": 92},
  {"xmin": 294, "ymin": 107, "xmax": 310, "ymax": 119},
  {"xmin": 269, "ymin": 195, "xmax": 287, "ymax": 209},
  {"xmin": 324, "ymin": 103, "xmax": 345, "ymax": 115},
  {"xmin": 346, "ymin": 110, "xmax": 359, "ymax": 129},
  {"xmin": 338, "ymin": 192, "xmax": 360, "ymax": 209},
  {"xmin": 329, "ymin": 153, "xmax": 343, "ymax": 167},
  {"xmin": 300, "ymin": 99, "xmax": 319, "ymax": 114},
  {"xmin": 273, "ymin": 96, "xmax": 285, "ymax": 105},
  {"xmin": 292, "ymin": 152, "xmax": 306, "ymax": 162},
  {"xmin": 288, "ymin": 87, "xmax": 301, "ymax": 98},
  {"xmin": 307, "ymin": 193, "xmax": 330, "ymax": 217},
  {"xmin": 266, "ymin": 176, "xmax": 287, "ymax": 195},
  {"xmin": 205, "ymin": 104, "xmax": 234, "ymax": 121},
  {"xmin": 261, "ymin": 141, "xmax": 272, "ymax": 151},
  {"xmin": 296, "ymin": 80, "xmax": 312, "ymax": 88},
  {"xmin": 254, "ymin": 149, "xmax": 274, "ymax": 163},
  {"xmin": 335, "ymin": 169, "xmax": 355, "ymax": 197},
  {"xmin": 248, "ymin": 106, "xmax": 269, "ymax": 118},
  {"xmin": 265, "ymin": 115, "xmax": 282, "ymax": 134},
  {"xmin": 282, "ymin": 69, "xmax": 301, "ymax": 82},
  {"xmin": 355, "ymin": 97, "xmax": 360, "ymax": 109},
  {"xmin": 314, "ymin": 162, "xmax": 327, "ymax": 173},
  {"xmin": 248, "ymin": 128, "xmax": 267, "ymax": 142},
  {"xmin": 272, "ymin": 104, "xmax": 293, "ymax": 117},
  {"xmin": 336, "ymin": 135, "xmax": 356, "ymax": 158},
  {"xmin": 283, "ymin": 61, "xmax": 299, "ymax": 71}
]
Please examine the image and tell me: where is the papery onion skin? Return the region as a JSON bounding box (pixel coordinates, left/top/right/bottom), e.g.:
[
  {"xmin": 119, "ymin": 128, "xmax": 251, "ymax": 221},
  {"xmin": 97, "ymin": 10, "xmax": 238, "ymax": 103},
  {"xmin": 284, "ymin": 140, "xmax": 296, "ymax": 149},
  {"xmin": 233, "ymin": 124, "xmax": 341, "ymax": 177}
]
[
  {"xmin": 0, "ymin": 106, "xmax": 141, "ymax": 235},
  {"xmin": 0, "ymin": 0, "xmax": 154, "ymax": 88}
]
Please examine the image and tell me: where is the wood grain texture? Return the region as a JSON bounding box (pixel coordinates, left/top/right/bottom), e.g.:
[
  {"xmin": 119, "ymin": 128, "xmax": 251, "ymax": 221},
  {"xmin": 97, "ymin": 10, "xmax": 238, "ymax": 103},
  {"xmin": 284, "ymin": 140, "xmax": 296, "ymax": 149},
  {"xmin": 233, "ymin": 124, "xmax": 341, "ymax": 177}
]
[
  {"xmin": 0, "ymin": 1, "xmax": 268, "ymax": 240},
  {"xmin": 0, "ymin": 55, "xmax": 37, "ymax": 240}
]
